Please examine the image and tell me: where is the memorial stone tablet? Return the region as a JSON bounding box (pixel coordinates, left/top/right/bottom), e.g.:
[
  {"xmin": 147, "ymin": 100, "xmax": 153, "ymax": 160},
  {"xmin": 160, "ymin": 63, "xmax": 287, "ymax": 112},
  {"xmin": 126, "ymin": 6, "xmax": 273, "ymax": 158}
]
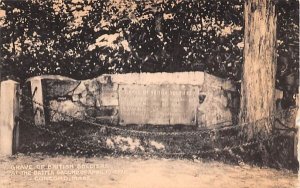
[{"xmin": 118, "ymin": 84, "xmax": 200, "ymax": 125}]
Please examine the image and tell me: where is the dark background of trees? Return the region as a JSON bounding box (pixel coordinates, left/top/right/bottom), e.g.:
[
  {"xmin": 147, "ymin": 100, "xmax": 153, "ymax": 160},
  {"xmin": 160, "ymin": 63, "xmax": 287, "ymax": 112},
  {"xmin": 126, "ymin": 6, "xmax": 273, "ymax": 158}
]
[{"xmin": 0, "ymin": 0, "xmax": 298, "ymax": 92}]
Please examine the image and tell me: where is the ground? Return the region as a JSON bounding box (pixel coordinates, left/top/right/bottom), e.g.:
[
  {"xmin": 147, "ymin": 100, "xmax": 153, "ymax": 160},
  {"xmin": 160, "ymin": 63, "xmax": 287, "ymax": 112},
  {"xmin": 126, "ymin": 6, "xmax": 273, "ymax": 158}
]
[{"xmin": 0, "ymin": 154, "xmax": 298, "ymax": 188}]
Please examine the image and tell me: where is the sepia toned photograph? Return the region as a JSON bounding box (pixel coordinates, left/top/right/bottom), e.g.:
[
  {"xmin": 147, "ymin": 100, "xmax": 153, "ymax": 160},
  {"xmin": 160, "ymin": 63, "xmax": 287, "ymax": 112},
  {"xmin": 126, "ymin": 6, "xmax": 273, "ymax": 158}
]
[{"xmin": 0, "ymin": 0, "xmax": 299, "ymax": 187}]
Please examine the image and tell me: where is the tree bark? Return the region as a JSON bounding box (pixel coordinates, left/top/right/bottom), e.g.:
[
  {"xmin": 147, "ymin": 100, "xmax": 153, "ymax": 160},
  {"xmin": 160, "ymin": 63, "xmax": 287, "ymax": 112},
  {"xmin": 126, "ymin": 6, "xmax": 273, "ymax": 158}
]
[{"xmin": 240, "ymin": 0, "xmax": 277, "ymax": 139}]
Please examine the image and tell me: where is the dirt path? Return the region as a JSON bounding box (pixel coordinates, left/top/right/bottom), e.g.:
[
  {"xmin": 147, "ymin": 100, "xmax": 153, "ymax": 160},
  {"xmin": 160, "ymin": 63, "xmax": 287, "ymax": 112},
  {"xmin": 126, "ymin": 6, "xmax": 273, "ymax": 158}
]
[{"xmin": 0, "ymin": 154, "xmax": 298, "ymax": 188}]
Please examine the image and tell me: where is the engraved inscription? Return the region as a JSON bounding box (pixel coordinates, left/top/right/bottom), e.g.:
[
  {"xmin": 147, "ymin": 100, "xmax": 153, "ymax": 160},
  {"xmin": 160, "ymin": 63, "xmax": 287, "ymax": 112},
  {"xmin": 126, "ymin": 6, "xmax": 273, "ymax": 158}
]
[{"xmin": 118, "ymin": 84, "xmax": 199, "ymax": 125}]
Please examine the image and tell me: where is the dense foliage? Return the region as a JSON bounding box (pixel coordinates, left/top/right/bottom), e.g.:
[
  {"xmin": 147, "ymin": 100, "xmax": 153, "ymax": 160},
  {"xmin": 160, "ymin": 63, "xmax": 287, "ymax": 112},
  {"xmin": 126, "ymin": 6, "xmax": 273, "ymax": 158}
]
[{"xmin": 0, "ymin": 0, "xmax": 298, "ymax": 90}]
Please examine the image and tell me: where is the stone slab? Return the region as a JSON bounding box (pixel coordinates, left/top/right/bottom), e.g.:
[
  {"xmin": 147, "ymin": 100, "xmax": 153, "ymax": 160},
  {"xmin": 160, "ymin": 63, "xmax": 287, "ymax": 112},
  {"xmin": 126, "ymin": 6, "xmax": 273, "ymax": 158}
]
[{"xmin": 118, "ymin": 84, "xmax": 199, "ymax": 125}]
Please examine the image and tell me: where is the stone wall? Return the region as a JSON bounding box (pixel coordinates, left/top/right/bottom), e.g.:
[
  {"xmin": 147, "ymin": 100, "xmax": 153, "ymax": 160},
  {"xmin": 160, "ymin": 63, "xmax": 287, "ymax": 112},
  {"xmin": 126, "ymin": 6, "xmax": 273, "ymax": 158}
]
[{"xmin": 26, "ymin": 72, "xmax": 238, "ymax": 128}]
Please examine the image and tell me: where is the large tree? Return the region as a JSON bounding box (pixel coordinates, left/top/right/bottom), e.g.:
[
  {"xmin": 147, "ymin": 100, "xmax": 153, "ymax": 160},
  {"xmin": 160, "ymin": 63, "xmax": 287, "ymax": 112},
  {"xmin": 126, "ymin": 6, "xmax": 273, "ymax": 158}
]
[{"xmin": 240, "ymin": 0, "xmax": 277, "ymax": 139}]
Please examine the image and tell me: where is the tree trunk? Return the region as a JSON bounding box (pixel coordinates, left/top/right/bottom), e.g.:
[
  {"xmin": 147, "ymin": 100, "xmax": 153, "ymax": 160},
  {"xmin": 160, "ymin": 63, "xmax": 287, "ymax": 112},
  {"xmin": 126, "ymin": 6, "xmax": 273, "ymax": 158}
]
[{"xmin": 240, "ymin": 0, "xmax": 277, "ymax": 139}]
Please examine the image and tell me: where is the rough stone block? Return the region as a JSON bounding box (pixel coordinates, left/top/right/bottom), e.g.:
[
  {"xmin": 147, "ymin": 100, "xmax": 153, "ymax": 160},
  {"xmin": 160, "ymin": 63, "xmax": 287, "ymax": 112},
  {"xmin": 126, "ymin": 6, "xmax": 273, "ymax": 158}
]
[
  {"xmin": 28, "ymin": 72, "xmax": 236, "ymax": 127},
  {"xmin": 49, "ymin": 100, "xmax": 85, "ymax": 122},
  {"xmin": 100, "ymin": 83, "xmax": 118, "ymax": 106}
]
